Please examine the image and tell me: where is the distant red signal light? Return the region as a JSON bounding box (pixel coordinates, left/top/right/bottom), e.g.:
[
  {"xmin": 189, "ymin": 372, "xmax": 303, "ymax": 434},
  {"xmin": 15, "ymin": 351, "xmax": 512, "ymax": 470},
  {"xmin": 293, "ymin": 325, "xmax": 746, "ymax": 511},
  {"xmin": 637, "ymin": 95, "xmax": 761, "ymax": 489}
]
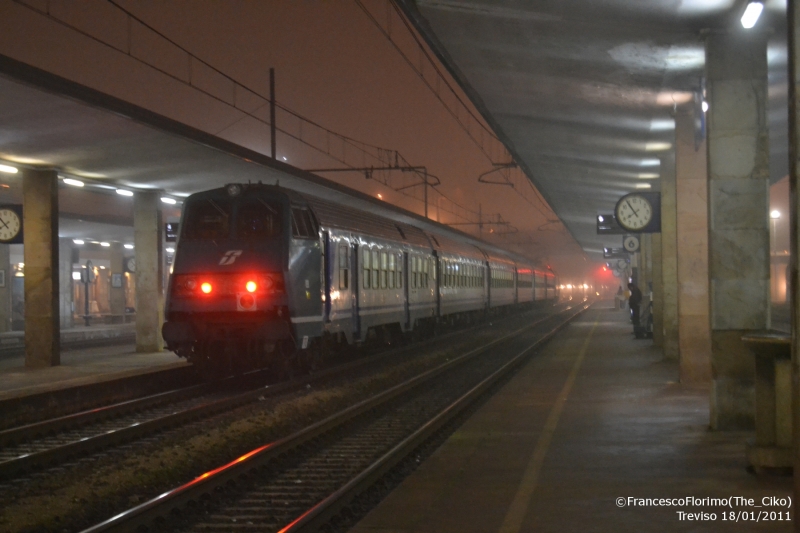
[{"xmin": 200, "ymin": 282, "xmax": 213, "ymax": 294}]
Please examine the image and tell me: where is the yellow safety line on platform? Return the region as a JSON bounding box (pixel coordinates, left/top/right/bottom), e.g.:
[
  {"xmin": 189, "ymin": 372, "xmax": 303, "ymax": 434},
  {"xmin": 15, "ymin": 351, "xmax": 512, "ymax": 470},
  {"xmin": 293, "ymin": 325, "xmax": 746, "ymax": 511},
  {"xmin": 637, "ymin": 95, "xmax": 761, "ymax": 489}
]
[{"xmin": 498, "ymin": 316, "xmax": 599, "ymax": 533}]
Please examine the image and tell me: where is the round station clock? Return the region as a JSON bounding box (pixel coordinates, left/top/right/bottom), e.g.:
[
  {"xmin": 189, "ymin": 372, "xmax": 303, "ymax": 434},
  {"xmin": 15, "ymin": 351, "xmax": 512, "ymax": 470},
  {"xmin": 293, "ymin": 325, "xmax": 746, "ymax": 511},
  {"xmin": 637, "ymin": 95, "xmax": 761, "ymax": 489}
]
[
  {"xmin": 0, "ymin": 208, "xmax": 22, "ymax": 243},
  {"xmin": 615, "ymin": 194, "xmax": 653, "ymax": 232},
  {"xmin": 125, "ymin": 257, "xmax": 136, "ymax": 273}
]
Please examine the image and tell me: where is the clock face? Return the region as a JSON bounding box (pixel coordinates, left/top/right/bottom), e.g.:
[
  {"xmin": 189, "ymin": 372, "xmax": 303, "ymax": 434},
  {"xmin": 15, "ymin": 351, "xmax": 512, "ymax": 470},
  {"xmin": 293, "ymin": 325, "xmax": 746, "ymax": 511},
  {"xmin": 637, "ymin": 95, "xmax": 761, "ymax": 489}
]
[
  {"xmin": 126, "ymin": 257, "xmax": 136, "ymax": 273},
  {"xmin": 0, "ymin": 208, "xmax": 21, "ymax": 242},
  {"xmin": 615, "ymin": 194, "xmax": 653, "ymax": 231},
  {"xmin": 623, "ymin": 235, "xmax": 640, "ymax": 252}
]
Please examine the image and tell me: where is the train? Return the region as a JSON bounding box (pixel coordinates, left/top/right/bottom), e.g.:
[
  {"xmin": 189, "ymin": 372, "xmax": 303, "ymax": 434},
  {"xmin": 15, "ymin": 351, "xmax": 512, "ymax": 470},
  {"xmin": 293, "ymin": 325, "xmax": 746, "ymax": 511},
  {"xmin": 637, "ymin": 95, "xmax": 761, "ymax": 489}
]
[{"xmin": 162, "ymin": 182, "xmax": 558, "ymax": 375}]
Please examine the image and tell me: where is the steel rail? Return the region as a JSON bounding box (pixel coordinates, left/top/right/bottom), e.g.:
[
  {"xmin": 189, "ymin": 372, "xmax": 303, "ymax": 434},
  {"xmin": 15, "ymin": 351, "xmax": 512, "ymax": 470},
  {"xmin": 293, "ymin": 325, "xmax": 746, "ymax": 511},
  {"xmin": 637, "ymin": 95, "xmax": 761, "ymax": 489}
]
[{"xmin": 79, "ymin": 303, "xmax": 589, "ymax": 533}]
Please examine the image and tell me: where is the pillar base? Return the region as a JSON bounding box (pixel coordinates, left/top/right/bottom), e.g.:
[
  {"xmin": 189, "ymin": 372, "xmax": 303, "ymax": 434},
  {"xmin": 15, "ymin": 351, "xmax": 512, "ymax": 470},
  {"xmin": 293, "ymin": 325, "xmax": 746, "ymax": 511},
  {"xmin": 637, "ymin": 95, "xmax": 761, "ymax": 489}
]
[
  {"xmin": 710, "ymin": 377, "xmax": 754, "ymax": 430},
  {"xmin": 746, "ymin": 442, "xmax": 792, "ymax": 471}
]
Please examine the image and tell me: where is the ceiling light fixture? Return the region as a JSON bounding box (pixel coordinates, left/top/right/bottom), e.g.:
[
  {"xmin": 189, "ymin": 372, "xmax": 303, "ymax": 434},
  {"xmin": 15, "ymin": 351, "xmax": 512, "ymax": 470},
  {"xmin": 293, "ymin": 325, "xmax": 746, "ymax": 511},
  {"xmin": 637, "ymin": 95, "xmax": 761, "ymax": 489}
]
[
  {"xmin": 741, "ymin": 1, "xmax": 764, "ymax": 29},
  {"xmin": 124, "ymin": 244, "xmax": 134, "ymax": 249},
  {"xmin": 637, "ymin": 173, "xmax": 660, "ymax": 179},
  {"xmin": 63, "ymin": 178, "xmax": 84, "ymax": 187},
  {"xmin": 701, "ymin": 101, "xmax": 709, "ymax": 113},
  {"xmin": 73, "ymin": 239, "xmax": 84, "ymax": 245},
  {"xmin": 635, "ymin": 184, "xmax": 652, "ymax": 189},
  {"xmin": 0, "ymin": 164, "xmax": 18, "ymax": 174},
  {"xmin": 161, "ymin": 197, "xmax": 176, "ymax": 205},
  {"xmin": 115, "ymin": 189, "xmax": 134, "ymax": 197},
  {"xmin": 100, "ymin": 242, "xmax": 110, "ymax": 247}
]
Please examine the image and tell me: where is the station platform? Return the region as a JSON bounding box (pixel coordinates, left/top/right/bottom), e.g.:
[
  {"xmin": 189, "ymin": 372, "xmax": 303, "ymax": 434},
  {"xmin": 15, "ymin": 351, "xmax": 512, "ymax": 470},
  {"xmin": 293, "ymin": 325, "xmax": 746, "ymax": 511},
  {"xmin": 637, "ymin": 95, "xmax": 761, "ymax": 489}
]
[
  {"xmin": 0, "ymin": 322, "xmax": 135, "ymax": 355},
  {"xmin": 351, "ymin": 302, "xmax": 793, "ymax": 532}
]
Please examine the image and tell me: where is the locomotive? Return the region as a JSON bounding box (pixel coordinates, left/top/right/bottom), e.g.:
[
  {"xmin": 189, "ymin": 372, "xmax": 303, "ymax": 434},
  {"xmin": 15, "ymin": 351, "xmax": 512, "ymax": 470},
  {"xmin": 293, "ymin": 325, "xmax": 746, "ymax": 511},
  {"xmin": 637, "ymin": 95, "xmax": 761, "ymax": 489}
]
[{"xmin": 162, "ymin": 182, "xmax": 558, "ymax": 374}]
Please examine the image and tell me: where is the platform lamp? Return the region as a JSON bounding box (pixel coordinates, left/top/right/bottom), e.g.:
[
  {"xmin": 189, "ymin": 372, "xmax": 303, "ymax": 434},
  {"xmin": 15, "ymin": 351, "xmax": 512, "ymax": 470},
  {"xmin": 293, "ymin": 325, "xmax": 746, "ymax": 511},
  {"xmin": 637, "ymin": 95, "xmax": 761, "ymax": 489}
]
[
  {"xmin": 770, "ymin": 210, "xmax": 780, "ymax": 302},
  {"xmin": 741, "ymin": 1, "xmax": 764, "ymax": 29}
]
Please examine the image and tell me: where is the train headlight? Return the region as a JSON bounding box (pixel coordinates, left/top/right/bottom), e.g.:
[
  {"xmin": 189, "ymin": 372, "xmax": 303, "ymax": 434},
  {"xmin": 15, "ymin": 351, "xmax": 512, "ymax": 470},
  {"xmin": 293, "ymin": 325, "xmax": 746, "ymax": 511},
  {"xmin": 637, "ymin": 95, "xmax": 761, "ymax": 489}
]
[
  {"xmin": 226, "ymin": 184, "xmax": 242, "ymax": 196},
  {"xmin": 245, "ymin": 280, "xmax": 257, "ymax": 293},
  {"xmin": 200, "ymin": 282, "xmax": 213, "ymax": 294}
]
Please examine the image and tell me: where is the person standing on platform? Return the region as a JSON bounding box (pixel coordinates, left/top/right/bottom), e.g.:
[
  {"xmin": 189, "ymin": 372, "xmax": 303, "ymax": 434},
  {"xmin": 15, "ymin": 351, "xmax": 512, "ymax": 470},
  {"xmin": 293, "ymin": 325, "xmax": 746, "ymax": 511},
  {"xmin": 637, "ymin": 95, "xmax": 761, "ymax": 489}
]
[{"xmin": 627, "ymin": 282, "xmax": 642, "ymax": 326}]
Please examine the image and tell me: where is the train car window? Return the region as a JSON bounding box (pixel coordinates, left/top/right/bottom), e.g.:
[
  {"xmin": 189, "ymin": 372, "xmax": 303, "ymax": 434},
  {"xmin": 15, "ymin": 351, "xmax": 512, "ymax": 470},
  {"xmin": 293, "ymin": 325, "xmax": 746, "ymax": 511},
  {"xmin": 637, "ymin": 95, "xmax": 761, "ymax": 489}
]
[
  {"xmin": 397, "ymin": 255, "xmax": 403, "ymax": 289},
  {"xmin": 235, "ymin": 199, "xmax": 282, "ymax": 239},
  {"xmin": 380, "ymin": 252, "xmax": 387, "ymax": 289},
  {"xmin": 291, "ymin": 207, "xmax": 316, "ymax": 239},
  {"xmin": 411, "ymin": 256, "xmax": 417, "ymax": 289},
  {"xmin": 363, "ymin": 248, "xmax": 370, "ymax": 289},
  {"xmin": 372, "ymin": 250, "xmax": 379, "ymax": 289},
  {"xmin": 183, "ymin": 198, "xmax": 231, "ymax": 240},
  {"xmin": 388, "ymin": 253, "xmax": 395, "ymax": 289},
  {"xmin": 423, "ymin": 258, "xmax": 429, "ymax": 287},
  {"xmin": 339, "ymin": 244, "xmax": 349, "ymax": 290}
]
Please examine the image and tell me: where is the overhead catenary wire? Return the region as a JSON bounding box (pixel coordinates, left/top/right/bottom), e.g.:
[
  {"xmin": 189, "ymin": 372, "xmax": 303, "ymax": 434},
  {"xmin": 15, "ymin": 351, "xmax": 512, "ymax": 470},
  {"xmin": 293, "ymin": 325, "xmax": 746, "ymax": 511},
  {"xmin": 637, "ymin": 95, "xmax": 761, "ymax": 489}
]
[{"xmin": 355, "ymin": 0, "xmax": 560, "ymax": 223}]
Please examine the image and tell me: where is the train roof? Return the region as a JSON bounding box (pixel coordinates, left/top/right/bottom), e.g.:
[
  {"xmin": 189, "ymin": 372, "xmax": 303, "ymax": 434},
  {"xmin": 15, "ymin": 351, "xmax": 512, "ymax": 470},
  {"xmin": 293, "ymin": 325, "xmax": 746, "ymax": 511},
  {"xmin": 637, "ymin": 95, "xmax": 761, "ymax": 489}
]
[
  {"xmin": 304, "ymin": 196, "xmax": 431, "ymax": 248},
  {"xmin": 186, "ymin": 176, "xmax": 552, "ymax": 274}
]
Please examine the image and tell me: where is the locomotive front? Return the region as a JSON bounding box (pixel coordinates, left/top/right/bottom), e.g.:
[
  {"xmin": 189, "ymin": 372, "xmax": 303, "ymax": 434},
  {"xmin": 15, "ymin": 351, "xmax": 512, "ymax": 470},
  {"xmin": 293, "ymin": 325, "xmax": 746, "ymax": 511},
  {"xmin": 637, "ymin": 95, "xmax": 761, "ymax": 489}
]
[{"xmin": 163, "ymin": 184, "xmax": 297, "ymax": 372}]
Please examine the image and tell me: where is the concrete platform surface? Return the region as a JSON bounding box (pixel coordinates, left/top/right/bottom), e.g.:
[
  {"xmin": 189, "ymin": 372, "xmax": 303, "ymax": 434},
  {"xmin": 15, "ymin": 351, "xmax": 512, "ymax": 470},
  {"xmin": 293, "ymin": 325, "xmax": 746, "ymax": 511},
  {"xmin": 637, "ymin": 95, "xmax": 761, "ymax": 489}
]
[
  {"xmin": 0, "ymin": 322, "xmax": 135, "ymax": 350},
  {"xmin": 0, "ymin": 344, "xmax": 186, "ymax": 400},
  {"xmin": 350, "ymin": 305, "xmax": 792, "ymax": 533}
]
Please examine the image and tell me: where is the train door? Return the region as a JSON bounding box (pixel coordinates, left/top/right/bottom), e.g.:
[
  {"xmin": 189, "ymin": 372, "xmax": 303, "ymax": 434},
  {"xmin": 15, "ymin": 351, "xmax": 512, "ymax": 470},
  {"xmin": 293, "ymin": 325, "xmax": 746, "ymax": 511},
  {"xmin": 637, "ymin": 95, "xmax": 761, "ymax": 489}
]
[
  {"xmin": 483, "ymin": 261, "xmax": 493, "ymax": 309},
  {"xmin": 433, "ymin": 252, "xmax": 441, "ymax": 318},
  {"xmin": 322, "ymin": 231, "xmax": 332, "ymax": 323},
  {"xmin": 403, "ymin": 251, "xmax": 410, "ymax": 329},
  {"xmin": 352, "ymin": 242, "xmax": 361, "ymax": 340}
]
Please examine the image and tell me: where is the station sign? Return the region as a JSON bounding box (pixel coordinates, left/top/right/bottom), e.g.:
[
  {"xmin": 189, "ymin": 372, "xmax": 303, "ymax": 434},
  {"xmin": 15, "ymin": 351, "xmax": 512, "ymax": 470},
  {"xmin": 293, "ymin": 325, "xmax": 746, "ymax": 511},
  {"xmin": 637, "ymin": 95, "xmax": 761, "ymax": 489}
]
[
  {"xmin": 165, "ymin": 222, "xmax": 180, "ymax": 242},
  {"xmin": 596, "ymin": 214, "xmax": 625, "ymax": 235}
]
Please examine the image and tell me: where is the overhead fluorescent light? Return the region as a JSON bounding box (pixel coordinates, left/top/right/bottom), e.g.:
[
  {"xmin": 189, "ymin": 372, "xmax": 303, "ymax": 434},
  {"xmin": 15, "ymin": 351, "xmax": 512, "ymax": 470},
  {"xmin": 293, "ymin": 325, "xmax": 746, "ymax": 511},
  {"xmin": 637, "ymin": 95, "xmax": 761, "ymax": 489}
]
[
  {"xmin": 73, "ymin": 239, "xmax": 84, "ymax": 245},
  {"xmin": 741, "ymin": 2, "xmax": 764, "ymax": 29},
  {"xmin": 635, "ymin": 184, "xmax": 652, "ymax": 189},
  {"xmin": 63, "ymin": 178, "xmax": 84, "ymax": 187},
  {"xmin": 644, "ymin": 142, "xmax": 672, "ymax": 152},
  {"xmin": 161, "ymin": 197, "xmax": 177, "ymax": 205},
  {"xmin": 0, "ymin": 164, "xmax": 18, "ymax": 174},
  {"xmin": 116, "ymin": 189, "xmax": 134, "ymax": 197},
  {"xmin": 637, "ymin": 173, "xmax": 660, "ymax": 179},
  {"xmin": 124, "ymin": 244, "xmax": 134, "ymax": 249},
  {"xmin": 166, "ymin": 247, "xmax": 175, "ymax": 253},
  {"xmin": 100, "ymin": 242, "xmax": 110, "ymax": 247}
]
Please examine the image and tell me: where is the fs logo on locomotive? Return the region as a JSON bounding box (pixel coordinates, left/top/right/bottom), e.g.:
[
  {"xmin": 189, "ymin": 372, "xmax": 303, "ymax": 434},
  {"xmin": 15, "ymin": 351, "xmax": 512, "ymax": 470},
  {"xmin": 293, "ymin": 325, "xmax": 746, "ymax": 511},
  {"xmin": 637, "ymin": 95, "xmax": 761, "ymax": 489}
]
[{"xmin": 219, "ymin": 250, "xmax": 243, "ymax": 265}]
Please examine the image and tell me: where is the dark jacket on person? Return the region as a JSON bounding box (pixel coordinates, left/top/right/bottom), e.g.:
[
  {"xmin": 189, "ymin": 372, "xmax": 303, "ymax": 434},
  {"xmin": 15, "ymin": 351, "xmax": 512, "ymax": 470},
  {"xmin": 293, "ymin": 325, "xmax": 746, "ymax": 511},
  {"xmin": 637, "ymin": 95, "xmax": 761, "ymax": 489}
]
[{"xmin": 628, "ymin": 285, "xmax": 642, "ymax": 308}]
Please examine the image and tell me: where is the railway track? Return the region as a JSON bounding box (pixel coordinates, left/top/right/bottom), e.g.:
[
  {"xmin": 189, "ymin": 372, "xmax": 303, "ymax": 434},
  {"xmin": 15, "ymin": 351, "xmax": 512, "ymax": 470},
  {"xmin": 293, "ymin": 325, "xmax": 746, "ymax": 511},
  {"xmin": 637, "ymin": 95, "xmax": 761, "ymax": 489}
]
[
  {"xmin": 80, "ymin": 302, "xmax": 590, "ymax": 533},
  {"xmin": 0, "ymin": 305, "xmax": 570, "ymax": 483}
]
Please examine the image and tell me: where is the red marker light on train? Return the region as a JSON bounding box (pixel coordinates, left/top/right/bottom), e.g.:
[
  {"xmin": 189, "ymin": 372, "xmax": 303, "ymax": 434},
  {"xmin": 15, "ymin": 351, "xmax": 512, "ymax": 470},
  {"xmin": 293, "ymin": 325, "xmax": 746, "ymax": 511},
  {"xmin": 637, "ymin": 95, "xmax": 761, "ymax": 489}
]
[
  {"xmin": 201, "ymin": 282, "xmax": 213, "ymax": 294},
  {"xmin": 245, "ymin": 281, "xmax": 257, "ymax": 293}
]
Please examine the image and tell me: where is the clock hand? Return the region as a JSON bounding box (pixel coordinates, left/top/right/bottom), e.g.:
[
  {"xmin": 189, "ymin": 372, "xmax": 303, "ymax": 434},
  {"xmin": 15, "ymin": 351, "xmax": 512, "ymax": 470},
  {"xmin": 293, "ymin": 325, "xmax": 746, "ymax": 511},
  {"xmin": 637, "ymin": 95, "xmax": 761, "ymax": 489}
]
[
  {"xmin": 625, "ymin": 200, "xmax": 639, "ymax": 217},
  {"xmin": 0, "ymin": 218, "xmax": 9, "ymax": 230}
]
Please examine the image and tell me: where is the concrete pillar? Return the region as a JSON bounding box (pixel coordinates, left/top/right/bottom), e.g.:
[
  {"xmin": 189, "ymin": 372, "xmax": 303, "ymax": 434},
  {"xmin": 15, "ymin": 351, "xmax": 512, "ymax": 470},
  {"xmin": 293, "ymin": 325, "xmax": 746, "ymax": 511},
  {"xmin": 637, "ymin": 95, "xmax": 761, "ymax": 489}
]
[
  {"xmin": 134, "ymin": 191, "xmax": 164, "ymax": 352},
  {"xmin": 661, "ymin": 152, "xmax": 679, "ymax": 361},
  {"xmin": 786, "ymin": 0, "xmax": 800, "ymax": 513},
  {"xmin": 58, "ymin": 238, "xmax": 73, "ymax": 329},
  {"xmin": 109, "ymin": 242, "xmax": 125, "ymax": 322},
  {"xmin": 675, "ymin": 107, "xmax": 712, "ymax": 384},
  {"xmin": 706, "ymin": 31, "xmax": 769, "ymax": 430},
  {"xmin": 22, "ymin": 169, "xmax": 60, "ymax": 367},
  {"xmin": 0, "ymin": 244, "xmax": 11, "ymax": 332},
  {"xmin": 652, "ymin": 233, "xmax": 664, "ymax": 348}
]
